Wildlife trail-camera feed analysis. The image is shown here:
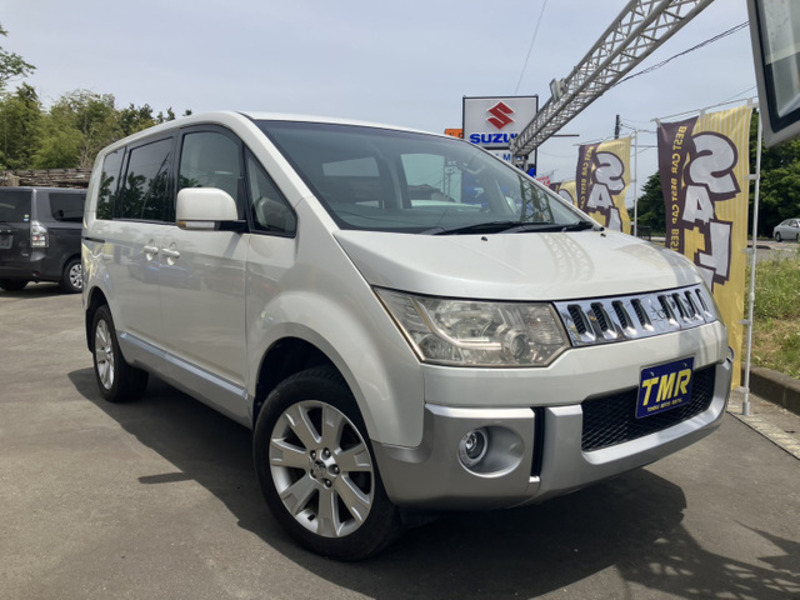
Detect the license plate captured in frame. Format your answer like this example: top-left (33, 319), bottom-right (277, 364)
top-left (637, 357), bottom-right (694, 419)
top-left (0, 235), bottom-right (12, 250)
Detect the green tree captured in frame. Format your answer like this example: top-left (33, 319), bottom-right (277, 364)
top-left (0, 23), bottom-right (34, 90)
top-left (0, 83), bottom-right (41, 169)
top-left (35, 90), bottom-right (121, 168)
top-left (118, 103), bottom-right (157, 137)
top-left (750, 110), bottom-right (800, 236)
top-left (634, 171), bottom-right (666, 235)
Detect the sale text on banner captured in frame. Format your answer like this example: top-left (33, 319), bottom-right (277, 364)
top-left (657, 105), bottom-right (753, 388)
top-left (576, 137), bottom-right (632, 233)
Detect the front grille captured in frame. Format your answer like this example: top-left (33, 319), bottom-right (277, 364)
top-left (581, 365), bottom-right (717, 452)
top-left (554, 284), bottom-right (717, 347)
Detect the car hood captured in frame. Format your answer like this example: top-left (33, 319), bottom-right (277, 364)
top-left (333, 229), bottom-right (703, 300)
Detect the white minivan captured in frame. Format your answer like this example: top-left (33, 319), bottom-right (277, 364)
top-left (82, 112), bottom-right (732, 560)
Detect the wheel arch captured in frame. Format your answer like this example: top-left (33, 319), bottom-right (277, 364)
top-left (84, 286), bottom-right (109, 352)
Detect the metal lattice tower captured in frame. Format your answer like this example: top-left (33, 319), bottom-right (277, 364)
top-left (511, 0), bottom-right (715, 157)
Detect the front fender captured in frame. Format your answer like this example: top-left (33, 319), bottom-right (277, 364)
top-left (247, 288), bottom-right (425, 448)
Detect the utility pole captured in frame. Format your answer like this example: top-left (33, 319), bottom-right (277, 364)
top-left (615, 114), bottom-right (621, 139)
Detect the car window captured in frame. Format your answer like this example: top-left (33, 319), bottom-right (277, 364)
top-left (179, 131), bottom-right (245, 218)
top-left (0, 190), bottom-right (32, 222)
top-left (246, 152), bottom-right (296, 236)
top-left (48, 192), bottom-right (85, 223)
top-left (118, 138), bottom-right (174, 222)
top-left (97, 150), bottom-right (123, 220)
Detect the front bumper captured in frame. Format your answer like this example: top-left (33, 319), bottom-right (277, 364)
top-left (372, 353), bottom-right (732, 509)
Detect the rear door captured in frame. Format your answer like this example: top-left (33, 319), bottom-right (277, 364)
top-left (0, 189), bottom-right (32, 269)
top-left (105, 137), bottom-right (175, 346)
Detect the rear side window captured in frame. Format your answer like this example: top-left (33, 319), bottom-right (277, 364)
top-left (48, 192), bottom-right (86, 223)
top-left (0, 190), bottom-right (32, 222)
top-left (97, 150), bottom-right (123, 220)
top-left (118, 138), bottom-right (175, 222)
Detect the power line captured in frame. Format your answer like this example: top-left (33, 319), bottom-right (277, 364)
top-left (613, 22), bottom-right (748, 88)
top-left (514, 0), bottom-right (549, 95)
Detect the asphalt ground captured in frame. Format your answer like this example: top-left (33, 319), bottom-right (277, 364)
top-left (1, 284), bottom-right (799, 600)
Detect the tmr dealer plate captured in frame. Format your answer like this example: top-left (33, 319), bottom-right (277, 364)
top-left (637, 357), bottom-right (694, 419)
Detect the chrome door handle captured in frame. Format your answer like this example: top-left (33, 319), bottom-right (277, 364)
top-left (143, 244), bottom-right (159, 261)
top-left (161, 246), bottom-right (180, 266)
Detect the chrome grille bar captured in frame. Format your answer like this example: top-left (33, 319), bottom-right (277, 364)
top-left (554, 284), bottom-right (717, 347)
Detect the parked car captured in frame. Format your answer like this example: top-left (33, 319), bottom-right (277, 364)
top-left (773, 218), bottom-right (800, 242)
top-left (82, 112), bottom-right (732, 560)
top-left (0, 186), bottom-right (86, 292)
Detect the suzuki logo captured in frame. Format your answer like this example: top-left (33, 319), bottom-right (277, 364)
top-left (487, 102), bottom-right (514, 130)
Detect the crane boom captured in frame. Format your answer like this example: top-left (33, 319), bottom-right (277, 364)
top-left (511, 0), bottom-right (715, 156)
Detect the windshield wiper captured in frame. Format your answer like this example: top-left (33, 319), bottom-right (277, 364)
top-left (503, 220), bottom-right (601, 233)
top-left (425, 219), bottom-right (601, 235)
top-left (423, 221), bottom-right (523, 235)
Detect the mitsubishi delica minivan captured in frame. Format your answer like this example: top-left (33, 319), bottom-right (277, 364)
top-left (82, 112), bottom-right (732, 560)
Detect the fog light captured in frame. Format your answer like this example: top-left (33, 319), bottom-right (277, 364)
top-left (458, 428), bottom-right (489, 468)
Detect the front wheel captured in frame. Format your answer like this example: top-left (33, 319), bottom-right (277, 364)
top-left (253, 367), bottom-right (402, 560)
top-left (91, 305), bottom-right (148, 402)
top-left (775, 232), bottom-right (782, 242)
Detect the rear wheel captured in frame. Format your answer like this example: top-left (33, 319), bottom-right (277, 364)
top-left (253, 366), bottom-right (402, 560)
top-left (0, 279), bottom-right (27, 291)
top-left (91, 305), bottom-right (148, 402)
top-left (59, 258), bottom-right (82, 293)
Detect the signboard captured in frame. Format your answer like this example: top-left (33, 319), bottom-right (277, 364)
top-left (463, 96), bottom-right (539, 150)
top-left (444, 128), bottom-right (464, 139)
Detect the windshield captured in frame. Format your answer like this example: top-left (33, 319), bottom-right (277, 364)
top-left (256, 121), bottom-right (589, 234)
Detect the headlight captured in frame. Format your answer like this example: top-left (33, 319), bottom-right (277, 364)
top-left (375, 288), bottom-right (569, 367)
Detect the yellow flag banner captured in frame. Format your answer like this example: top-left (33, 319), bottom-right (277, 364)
top-left (657, 105), bottom-right (753, 388)
top-left (575, 137), bottom-right (632, 233)
top-left (552, 180), bottom-right (577, 206)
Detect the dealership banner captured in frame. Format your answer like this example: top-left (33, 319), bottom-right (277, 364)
top-left (551, 180), bottom-right (577, 206)
top-left (657, 105), bottom-right (753, 387)
top-left (575, 137), bottom-right (632, 233)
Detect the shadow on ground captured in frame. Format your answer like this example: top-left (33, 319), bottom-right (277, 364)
top-left (69, 368), bottom-right (800, 599)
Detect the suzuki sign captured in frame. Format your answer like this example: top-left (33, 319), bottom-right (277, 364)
top-left (463, 96), bottom-right (539, 150)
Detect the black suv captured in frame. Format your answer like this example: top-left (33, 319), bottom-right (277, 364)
top-left (0, 187), bottom-right (87, 293)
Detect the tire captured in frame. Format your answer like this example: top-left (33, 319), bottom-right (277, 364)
top-left (775, 232), bottom-right (782, 242)
top-left (253, 366), bottom-right (402, 560)
top-left (91, 305), bottom-right (148, 403)
top-left (0, 279), bottom-right (28, 291)
top-left (59, 258), bottom-right (82, 293)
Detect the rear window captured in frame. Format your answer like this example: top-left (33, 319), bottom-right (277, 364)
top-left (48, 192), bottom-right (86, 223)
top-left (0, 190), bottom-right (32, 222)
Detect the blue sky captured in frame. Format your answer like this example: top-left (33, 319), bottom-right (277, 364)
top-left (3, 0), bottom-right (755, 186)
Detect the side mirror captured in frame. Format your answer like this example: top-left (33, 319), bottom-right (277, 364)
top-left (747, 0), bottom-right (800, 147)
top-left (176, 188), bottom-right (246, 232)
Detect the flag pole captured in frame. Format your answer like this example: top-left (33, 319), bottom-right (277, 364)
top-left (633, 129), bottom-right (639, 237)
top-left (742, 100), bottom-right (762, 417)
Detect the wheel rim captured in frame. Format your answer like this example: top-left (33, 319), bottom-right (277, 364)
top-left (69, 263), bottom-right (82, 290)
top-left (269, 400), bottom-right (375, 538)
top-left (94, 319), bottom-right (115, 390)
